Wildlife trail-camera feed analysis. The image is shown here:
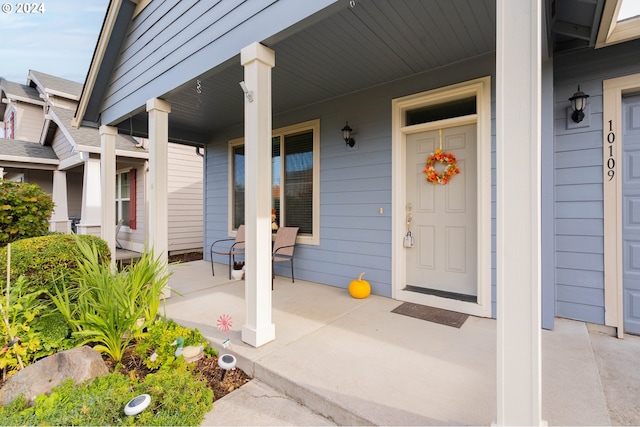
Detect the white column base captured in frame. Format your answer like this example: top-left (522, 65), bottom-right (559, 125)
top-left (242, 323), bottom-right (276, 348)
top-left (76, 224), bottom-right (101, 236)
top-left (49, 220), bottom-right (71, 234)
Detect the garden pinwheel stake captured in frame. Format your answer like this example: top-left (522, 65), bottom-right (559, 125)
top-left (217, 314), bottom-right (233, 348)
top-left (217, 314), bottom-right (232, 333)
top-left (423, 129), bottom-right (460, 185)
top-left (216, 314), bottom-right (237, 381)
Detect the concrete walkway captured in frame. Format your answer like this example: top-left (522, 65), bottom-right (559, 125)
top-left (165, 260), bottom-right (640, 426)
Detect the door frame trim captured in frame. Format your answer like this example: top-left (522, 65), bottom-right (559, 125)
top-left (391, 76), bottom-right (492, 317)
top-left (603, 72), bottom-right (640, 338)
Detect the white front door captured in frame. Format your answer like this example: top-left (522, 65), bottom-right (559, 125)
top-left (405, 124), bottom-right (477, 297)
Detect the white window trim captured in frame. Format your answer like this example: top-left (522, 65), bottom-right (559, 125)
top-left (228, 119), bottom-right (320, 245)
top-left (116, 168), bottom-right (132, 232)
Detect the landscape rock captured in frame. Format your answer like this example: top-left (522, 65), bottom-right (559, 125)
top-left (0, 345), bottom-right (108, 406)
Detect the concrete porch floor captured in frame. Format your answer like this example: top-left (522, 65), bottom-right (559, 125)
top-left (164, 260), bottom-right (640, 426)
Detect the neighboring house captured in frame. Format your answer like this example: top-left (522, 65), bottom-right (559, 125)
top-left (72, 0), bottom-right (640, 420)
top-left (0, 70), bottom-right (204, 254)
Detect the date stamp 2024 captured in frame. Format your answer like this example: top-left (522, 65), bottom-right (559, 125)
top-left (1, 3), bottom-right (45, 14)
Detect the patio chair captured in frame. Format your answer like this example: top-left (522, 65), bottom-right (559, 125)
top-left (210, 225), bottom-right (245, 279)
top-left (272, 226), bottom-right (299, 289)
top-left (116, 219), bottom-right (124, 249)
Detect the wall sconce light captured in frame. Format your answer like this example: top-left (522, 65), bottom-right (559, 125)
top-left (342, 122), bottom-right (355, 147)
top-left (239, 81), bottom-right (254, 103)
top-left (568, 86), bottom-right (589, 123)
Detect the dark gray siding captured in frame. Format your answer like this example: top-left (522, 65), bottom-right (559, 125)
top-left (205, 53), bottom-right (496, 300)
top-left (101, 0), bottom-right (338, 125)
top-left (553, 39), bottom-right (640, 324)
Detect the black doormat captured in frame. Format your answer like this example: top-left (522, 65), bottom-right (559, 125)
top-left (392, 302), bottom-right (468, 328)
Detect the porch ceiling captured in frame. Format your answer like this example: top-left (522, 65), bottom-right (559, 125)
top-left (111, 0), bottom-right (602, 144)
top-left (115, 0), bottom-right (497, 144)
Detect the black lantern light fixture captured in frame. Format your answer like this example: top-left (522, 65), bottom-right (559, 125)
top-left (568, 86), bottom-right (589, 123)
top-left (342, 122), bottom-right (355, 147)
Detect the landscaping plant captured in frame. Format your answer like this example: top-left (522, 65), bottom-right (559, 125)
top-left (50, 237), bottom-right (171, 362)
top-left (134, 318), bottom-right (216, 370)
top-left (0, 275), bottom-right (47, 379)
top-left (0, 361), bottom-right (213, 426)
top-left (0, 234), bottom-right (110, 300)
top-left (0, 181), bottom-right (55, 246)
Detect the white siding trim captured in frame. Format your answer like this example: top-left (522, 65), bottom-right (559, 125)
top-left (391, 76), bottom-right (492, 318)
top-left (602, 72), bottom-right (640, 338)
top-left (0, 154), bottom-right (58, 165)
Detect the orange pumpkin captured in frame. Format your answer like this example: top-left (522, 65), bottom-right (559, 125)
top-left (349, 272), bottom-right (371, 299)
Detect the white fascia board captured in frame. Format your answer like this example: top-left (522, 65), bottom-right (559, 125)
top-left (7, 96), bottom-right (46, 107)
top-left (72, 0), bottom-right (123, 128)
top-left (47, 107), bottom-right (78, 150)
top-left (58, 154), bottom-right (85, 170)
top-left (45, 89), bottom-right (80, 101)
top-left (0, 154), bottom-right (59, 166)
top-left (78, 145), bottom-right (149, 159)
top-left (39, 117), bottom-right (52, 145)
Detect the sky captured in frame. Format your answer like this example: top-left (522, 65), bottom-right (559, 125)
top-left (620, 0), bottom-right (640, 21)
top-left (0, 0), bottom-right (109, 84)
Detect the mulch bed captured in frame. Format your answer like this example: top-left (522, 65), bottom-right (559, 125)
top-left (168, 252), bottom-right (204, 263)
top-left (105, 349), bottom-right (251, 401)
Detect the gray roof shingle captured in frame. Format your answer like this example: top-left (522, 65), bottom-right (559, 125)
top-left (0, 79), bottom-right (44, 104)
top-left (29, 70), bottom-right (82, 100)
top-left (0, 138), bottom-right (58, 161)
top-left (50, 106), bottom-right (147, 154)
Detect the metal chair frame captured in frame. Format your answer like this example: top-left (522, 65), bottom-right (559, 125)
top-left (210, 225), bottom-right (245, 279)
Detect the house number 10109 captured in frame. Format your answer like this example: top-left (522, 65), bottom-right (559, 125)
top-left (607, 120), bottom-right (616, 181)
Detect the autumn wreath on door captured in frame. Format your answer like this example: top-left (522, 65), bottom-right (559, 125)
top-left (423, 129), bottom-right (460, 185)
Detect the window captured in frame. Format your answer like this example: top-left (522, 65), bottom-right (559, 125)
top-left (406, 96), bottom-right (476, 126)
top-left (5, 111), bottom-right (15, 139)
top-left (115, 169), bottom-right (137, 229)
top-left (230, 119), bottom-right (320, 245)
top-left (596, 0), bottom-right (640, 48)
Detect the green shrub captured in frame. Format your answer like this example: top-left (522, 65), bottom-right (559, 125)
top-left (0, 180), bottom-right (55, 246)
top-left (51, 237), bottom-right (171, 362)
top-left (0, 275), bottom-right (79, 379)
top-left (134, 319), bottom-right (216, 370)
top-left (0, 234), bottom-right (110, 298)
top-left (0, 275), bottom-right (48, 377)
top-left (0, 363), bottom-right (213, 426)
top-left (30, 311), bottom-right (75, 356)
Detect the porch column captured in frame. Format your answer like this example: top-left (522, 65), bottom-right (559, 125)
top-left (49, 170), bottom-right (70, 233)
top-left (100, 125), bottom-right (117, 267)
top-left (146, 98), bottom-right (170, 265)
top-left (496, 0), bottom-right (543, 425)
top-left (240, 42), bottom-right (276, 347)
top-left (77, 157), bottom-right (102, 237)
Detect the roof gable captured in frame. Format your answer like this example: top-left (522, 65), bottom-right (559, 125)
top-left (49, 106), bottom-right (147, 155)
top-left (0, 79), bottom-right (45, 105)
top-left (28, 70), bottom-right (83, 101)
